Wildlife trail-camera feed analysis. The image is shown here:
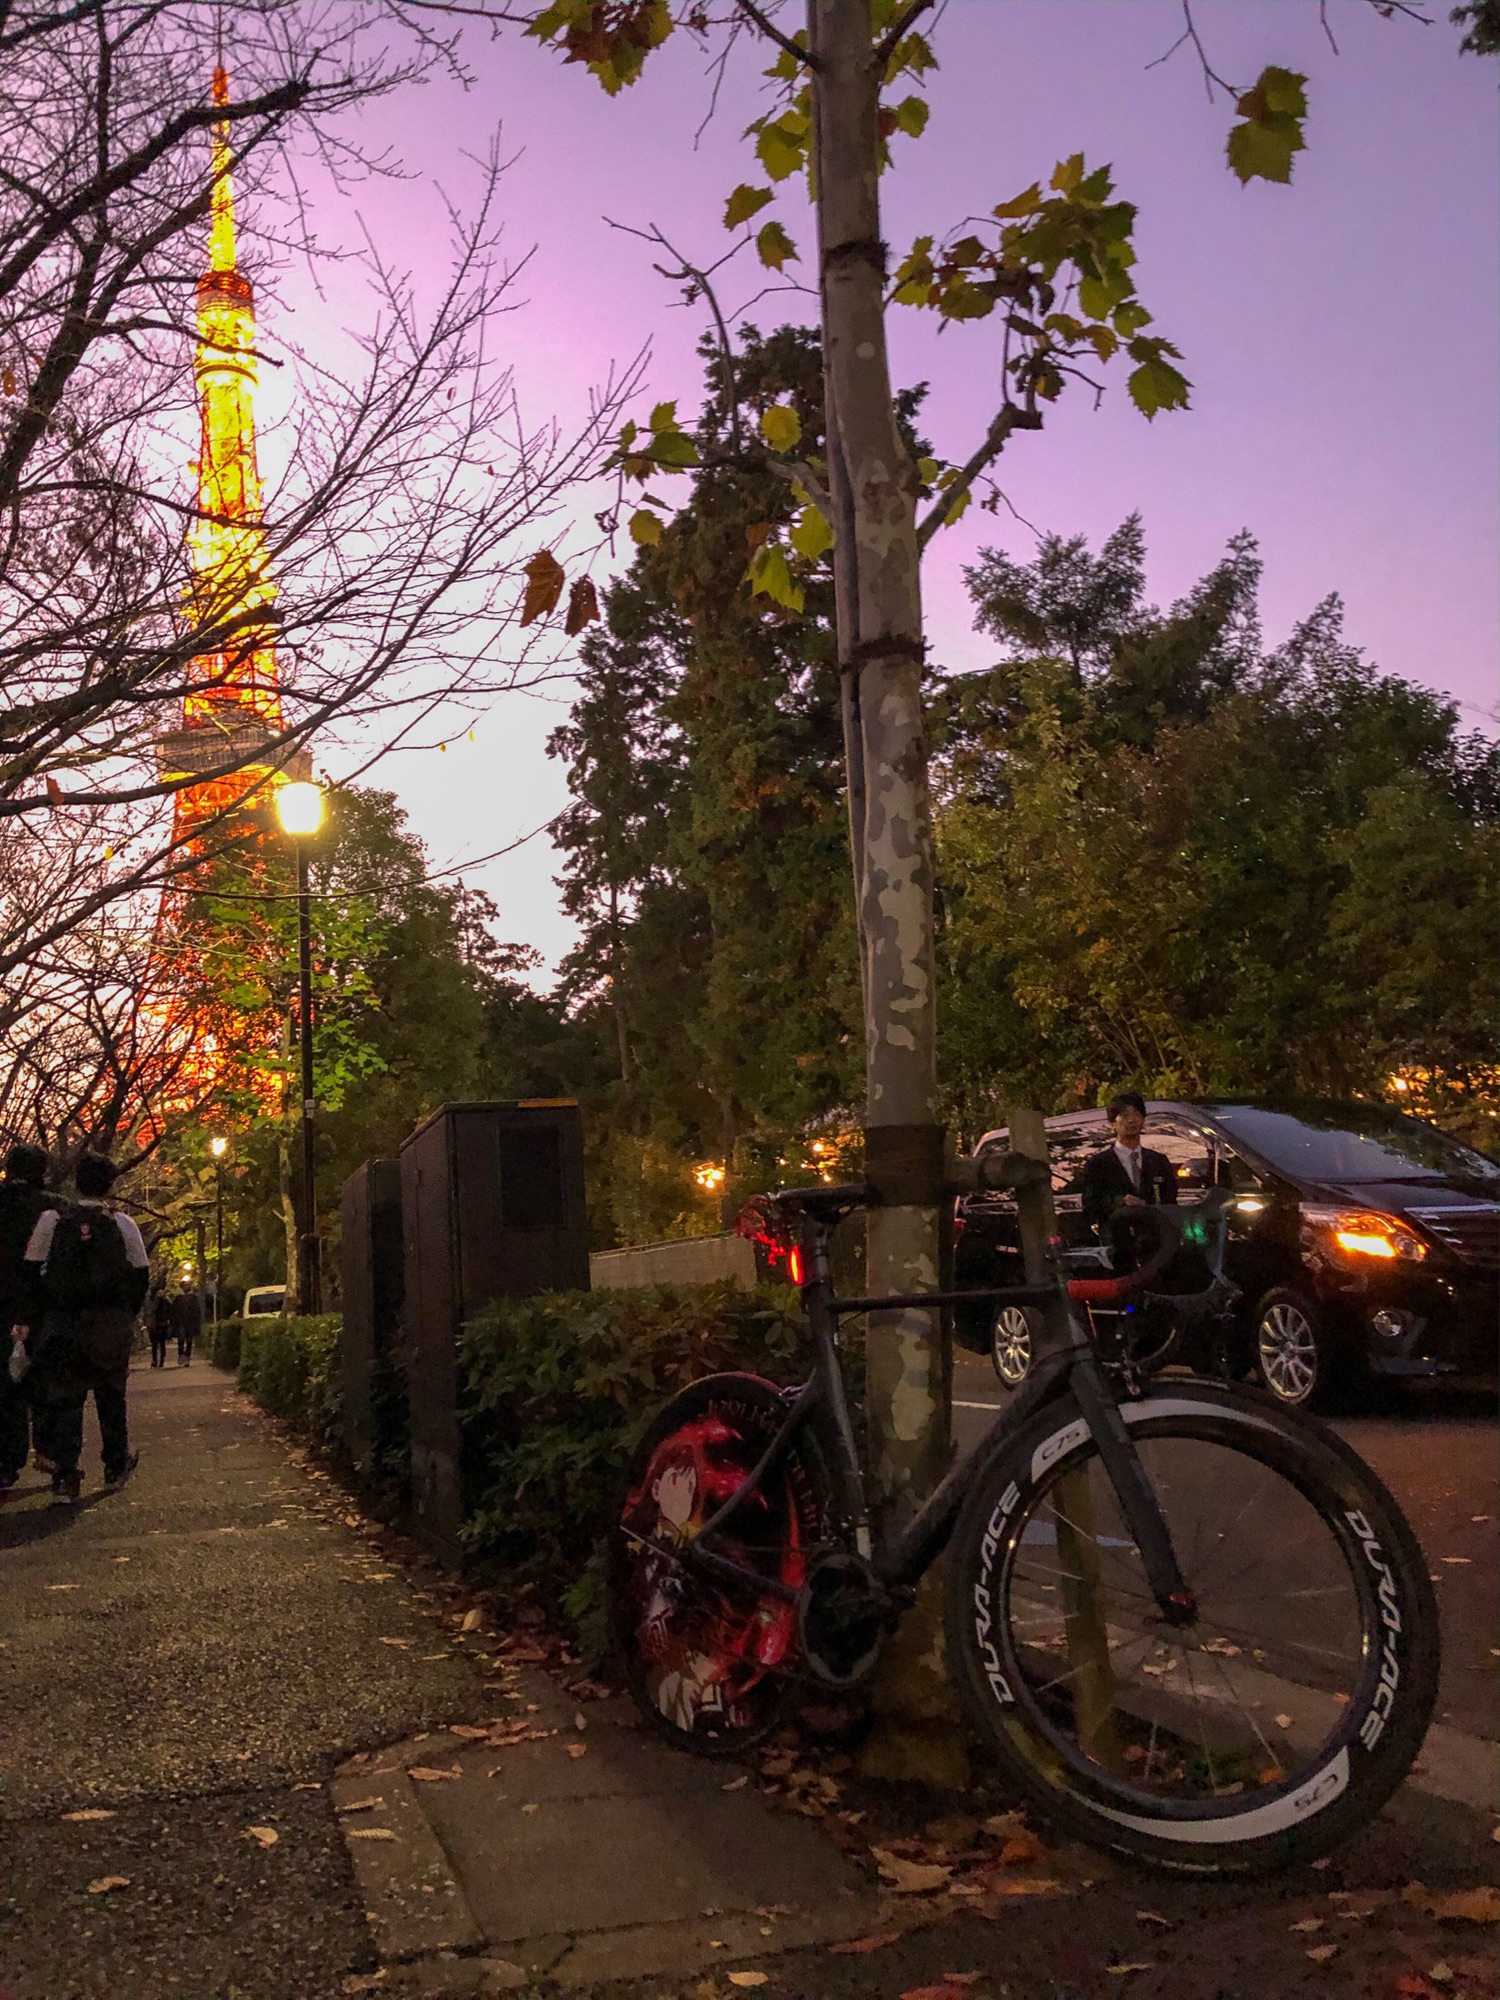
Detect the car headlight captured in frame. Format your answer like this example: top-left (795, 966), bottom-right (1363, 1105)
top-left (1300, 1205), bottom-right (1427, 1263)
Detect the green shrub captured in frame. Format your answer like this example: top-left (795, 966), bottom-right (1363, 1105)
top-left (237, 1314), bottom-right (343, 1449)
top-left (458, 1281), bottom-right (816, 1646)
top-left (207, 1319), bottom-right (242, 1371)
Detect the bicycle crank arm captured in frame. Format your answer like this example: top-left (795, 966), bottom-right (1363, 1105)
top-left (1070, 1361), bottom-right (1197, 1626)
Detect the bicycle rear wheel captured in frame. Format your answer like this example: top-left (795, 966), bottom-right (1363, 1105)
top-left (945, 1380), bottom-right (1438, 1873)
top-left (607, 1372), bottom-right (829, 1756)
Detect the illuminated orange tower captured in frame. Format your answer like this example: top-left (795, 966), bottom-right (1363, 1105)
top-left (156, 65), bottom-right (306, 826)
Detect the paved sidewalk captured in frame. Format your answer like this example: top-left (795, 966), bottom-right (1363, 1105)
top-left (0, 1361), bottom-right (874, 2000)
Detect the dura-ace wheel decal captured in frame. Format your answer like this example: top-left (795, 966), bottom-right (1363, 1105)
top-left (965, 1393), bottom-right (1407, 1843)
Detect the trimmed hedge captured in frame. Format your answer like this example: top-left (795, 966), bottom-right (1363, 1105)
top-left (237, 1314), bottom-right (342, 1449)
top-left (457, 1281), bottom-right (817, 1650)
top-left (207, 1319), bottom-right (242, 1371)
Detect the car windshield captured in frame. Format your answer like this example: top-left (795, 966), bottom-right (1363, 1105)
top-left (1211, 1105), bottom-right (1499, 1191)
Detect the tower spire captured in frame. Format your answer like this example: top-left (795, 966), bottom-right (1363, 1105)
top-left (157, 63), bottom-right (302, 829)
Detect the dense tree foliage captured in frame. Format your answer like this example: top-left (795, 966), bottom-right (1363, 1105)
top-left (936, 523), bottom-right (1498, 1147)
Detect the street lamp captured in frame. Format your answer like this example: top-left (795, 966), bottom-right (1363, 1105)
top-left (209, 1135), bottom-right (228, 1324)
top-left (275, 778), bottom-right (325, 1313)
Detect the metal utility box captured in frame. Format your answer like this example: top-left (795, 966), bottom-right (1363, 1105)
top-left (339, 1158), bottom-right (405, 1472)
top-left (400, 1100), bottom-right (589, 1561)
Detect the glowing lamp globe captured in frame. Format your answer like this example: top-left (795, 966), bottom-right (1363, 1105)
top-left (210, 1136), bottom-right (228, 1158)
top-left (276, 780), bottom-right (324, 837)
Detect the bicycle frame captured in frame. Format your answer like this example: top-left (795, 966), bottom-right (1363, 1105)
top-left (683, 1201), bottom-right (1208, 1627)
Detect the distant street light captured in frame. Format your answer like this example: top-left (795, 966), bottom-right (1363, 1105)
top-left (209, 1136), bottom-right (228, 1323)
top-left (275, 777), bottom-right (325, 1312)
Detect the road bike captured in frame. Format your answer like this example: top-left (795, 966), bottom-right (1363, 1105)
top-left (606, 1174), bottom-right (1438, 1873)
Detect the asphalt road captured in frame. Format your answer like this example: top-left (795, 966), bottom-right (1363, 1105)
top-left (951, 1348), bottom-right (1500, 1741)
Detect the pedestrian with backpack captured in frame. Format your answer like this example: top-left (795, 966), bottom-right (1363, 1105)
top-left (0, 1143), bottom-right (51, 1493)
top-left (18, 1154), bottom-right (149, 1504)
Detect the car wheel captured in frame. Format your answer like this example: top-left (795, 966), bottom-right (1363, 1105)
top-left (1252, 1288), bottom-right (1329, 1409)
top-left (991, 1305), bottom-right (1037, 1389)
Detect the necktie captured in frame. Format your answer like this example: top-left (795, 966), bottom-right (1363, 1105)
top-left (1130, 1151), bottom-right (1142, 1190)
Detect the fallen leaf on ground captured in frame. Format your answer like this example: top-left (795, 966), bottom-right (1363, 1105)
top-left (982, 1811), bottom-right (1028, 1838)
top-left (346, 1828), bottom-right (396, 1842)
top-left (407, 1766), bottom-right (461, 1783)
top-left (987, 1877), bottom-right (1068, 1899)
top-left (377, 1637), bottom-right (411, 1649)
top-left (1136, 1911), bottom-right (1174, 1929)
top-left (1305, 1944), bottom-right (1338, 1964)
top-left (448, 1725), bottom-right (489, 1741)
top-left (292, 1782), bottom-right (322, 1792)
top-left (722, 1775), bottom-right (750, 1791)
top-left (87, 1876), bottom-right (130, 1894)
top-left (873, 1848), bottom-right (952, 1895)
top-left (460, 1608), bottom-right (485, 1631)
top-left (1427, 1966), bottom-right (1454, 1986)
top-left (342, 1976), bottom-right (388, 1994)
top-left (46, 1583), bottom-right (79, 1591)
top-left (566, 1742), bottom-right (587, 1759)
top-left (1106, 1965), bottom-right (1155, 1978)
top-left (830, 1930), bottom-right (903, 1954)
top-left (1404, 1883), bottom-right (1500, 1923)
top-left (1441, 1557), bottom-right (1471, 1565)
top-left (245, 1825), bottom-right (279, 1847)
top-left (900, 1986), bottom-right (974, 2000)
top-left (1470, 1514), bottom-right (1490, 1523)
top-left (337, 1797), bottom-right (384, 1814)
top-left (62, 1809), bottom-right (115, 1822)
top-left (1274, 1713), bottom-right (1295, 1730)
top-left (1291, 1917), bottom-right (1325, 1933)
top-left (728, 1977), bottom-right (769, 1990)
top-left (520, 1802), bottom-right (539, 1814)
top-left (998, 1831), bottom-right (1047, 1866)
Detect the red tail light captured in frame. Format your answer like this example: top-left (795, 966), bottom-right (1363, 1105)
top-left (788, 1245), bottom-right (805, 1286)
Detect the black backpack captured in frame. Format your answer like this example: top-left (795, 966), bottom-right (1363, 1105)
top-left (43, 1206), bottom-right (132, 1313)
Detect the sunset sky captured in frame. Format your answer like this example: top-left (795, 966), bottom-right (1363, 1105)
top-left (266, 1), bottom-right (1498, 975)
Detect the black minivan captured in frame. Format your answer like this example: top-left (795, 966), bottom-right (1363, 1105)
top-left (953, 1098), bottom-right (1498, 1409)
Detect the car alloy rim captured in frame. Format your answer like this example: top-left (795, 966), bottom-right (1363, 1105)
top-left (1258, 1303), bottom-right (1318, 1402)
top-left (993, 1306), bottom-right (1033, 1387)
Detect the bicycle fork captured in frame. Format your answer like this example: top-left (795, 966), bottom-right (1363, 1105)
top-left (1070, 1355), bottom-right (1197, 1627)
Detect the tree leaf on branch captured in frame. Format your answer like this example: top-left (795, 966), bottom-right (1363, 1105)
top-left (627, 508), bottom-right (664, 547)
top-left (759, 403), bottom-right (802, 452)
top-left (724, 183), bottom-right (775, 230)
top-left (520, 550), bottom-right (566, 626)
top-left (527, 0), bottom-right (674, 95)
top-left (1127, 339), bottom-right (1192, 419)
top-left (1227, 66), bottom-right (1309, 185)
top-left (992, 183), bottom-right (1042, 220)
top-left (756, 220), bottom-right (799, 270)
top-left (748, 540), bottom-right (804, 613)
top-left (754, 113), bottom-right (808, 183)
top-left (788, 503), bottom-right (834, 560)
top-left (890, 95), bottom-right (929, 138)
top-left (564, 576), bottom-right (600, 635)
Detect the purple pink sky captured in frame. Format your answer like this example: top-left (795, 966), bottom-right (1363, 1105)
top-left (284, 1), bottom-right (1498, 975)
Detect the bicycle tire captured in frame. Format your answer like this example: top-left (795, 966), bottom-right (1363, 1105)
top-left (944, 1379), bottom-right (1438, 1874)
top-left (606, 1372), bottom-right (831, 1757)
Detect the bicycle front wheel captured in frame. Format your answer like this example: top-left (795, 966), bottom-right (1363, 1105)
top-left (945, 1381), bottom-right (1438, 1874)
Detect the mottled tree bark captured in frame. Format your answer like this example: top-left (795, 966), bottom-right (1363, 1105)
top-left (809, 0), bottom-right (946, 1522)
top-left (809, 0), bottom-right (957, 1782)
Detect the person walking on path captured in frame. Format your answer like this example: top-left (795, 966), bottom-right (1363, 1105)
top-left (18, 1153), bottom-right (149, 1504)
top-left (172, 1281), bottom-right (200, 1366)
top-left (147, 1288), bottom-right (173, 1369)
top-left (0, 1142), bottom-right (51, 1492)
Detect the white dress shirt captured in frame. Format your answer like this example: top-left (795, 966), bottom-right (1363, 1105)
top-left (1113, 1141), bottom-right (1144, 1191)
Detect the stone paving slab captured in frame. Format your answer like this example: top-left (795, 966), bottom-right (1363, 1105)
top-left (339, 1705), bottom-right (880, 1987)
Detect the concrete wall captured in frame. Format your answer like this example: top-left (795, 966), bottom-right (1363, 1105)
top-left (589, 1231), bottom-right (759, 1291)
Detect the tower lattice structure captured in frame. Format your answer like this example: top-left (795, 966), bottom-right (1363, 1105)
top-left (156, 63), bottom-right (307, 835)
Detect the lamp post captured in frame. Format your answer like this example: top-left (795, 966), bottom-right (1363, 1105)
top-left (209, 1135), bottom-right (228, 1324)
top-left (275, 779), bottom-right (324, 1314)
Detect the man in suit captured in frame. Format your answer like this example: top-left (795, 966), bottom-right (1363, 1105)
top-left (1081, 1092), bottom-right (1179, 1246)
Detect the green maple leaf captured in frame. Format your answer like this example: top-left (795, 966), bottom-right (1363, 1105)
top-left (756, 220), bottom-right (799, 270)
top-left (724, 183), bottom-right (774, 230)
top-left (1227, 66), bottom-right (1309, 185)
top-left (748, 542), bottom-right (804, 612)
top-left (759, 404), bottom-right (802, 452)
